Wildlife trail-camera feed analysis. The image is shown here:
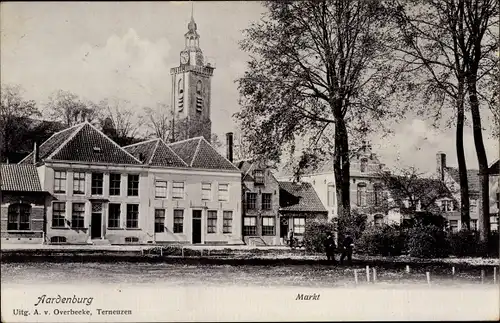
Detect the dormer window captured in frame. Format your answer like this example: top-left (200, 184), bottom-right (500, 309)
top-left (93, 147), bottom-right (101, 153)
top-left (254, 169), bottom-right (264, 185)
top-left (441, 200), bottom-right (454, 212)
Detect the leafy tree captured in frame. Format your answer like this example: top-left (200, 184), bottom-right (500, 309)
top-left (235, 0), bottom-right (407, 218)
top-left (45, 90), bottom-right (99, 127)
top-left (393, 0), bottom-right (498, 242)
top-left (0, 84), bottom-right (39, 162)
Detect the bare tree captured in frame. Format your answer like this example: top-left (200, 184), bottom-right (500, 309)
top-left (98, 97), bottom-right (144, 146)
top-left (45, 90), bottom-right (99, 127)
top-left (143, 103), bottom-right (173, 142)
top-left (236, 0), bottom-right (407, 218)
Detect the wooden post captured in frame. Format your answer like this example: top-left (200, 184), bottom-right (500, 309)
top-left (182, 247), bottom-right (184, 257)
top-left (372, 268), bottom-right (377, 283)
top-left (426, 272), bottom-right (431, 286)
top-left (366, 266), bottom-right (370, 283)
top-left (141, 248), bottom-right (144, 256)
top-left (160, 248), bottom-right (163, 257)
top-left (481, 269), bottom-right (485, 284)
top-left (494, 267), bottom-right (497, 284)
top-left (452, 267), bottom-right (455, 276)
top-left (406, 265), bottom-right (410, 274)
top-left (354, 269), bottom-right (359, 285)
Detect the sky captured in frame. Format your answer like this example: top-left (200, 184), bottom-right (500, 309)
top-left (1, 1), bottom-right (498, 175)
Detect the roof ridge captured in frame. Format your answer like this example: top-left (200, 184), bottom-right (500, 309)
top-left (168, 136), bottom-right (204, 146)
top-left (148, 139), bottom-right (161, 164)
top-left (85, 122), bottom-right (143, 164)
top-left (123, 138), bottom-right (159, 148)
top-left (190, 138), bottom-right (203, 167)
top-left (46, 123), bottom-right (86, 160)
top-left (158, 138), bottom-right (189, 167)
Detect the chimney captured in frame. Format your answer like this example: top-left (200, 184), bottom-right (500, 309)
top-left (436, 152), bottom-right (446, 181)
top-left (226, 132), bottom-right (234, 163)
top-left (33, 142), bottom-right (39, 165)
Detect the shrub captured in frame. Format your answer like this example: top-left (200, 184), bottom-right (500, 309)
top-left (336, 208), bottom-right (367, 244)
top-left (357, 224), bottom-right (406, 256)
top-left (407, 224), bottom-right (449, 258)
top-left (447, 230), bottom-right (480, 257)
top-left (303, 218), bottom-right (335, 253)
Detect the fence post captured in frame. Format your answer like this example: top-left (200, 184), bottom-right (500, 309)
top-left (481, 269), bottom-right (485, 284)
top-left (452, 266), bottom-right (455, 277)
top-left (406, 265), bottom-right (410, 274)
top-left (494, 267), bottom-right (497, 284)
top-left (160, 248), bottom-right (163, 257)
top-left (354, 269), bottom-right (359, 285)
top-left (141, 248), bottom-right (144, 256)
top-left (182, 247), bottom-right (184, 258)
top-left (426, 272), bottom-right (431, 286)
top-left (372, 268), bottom-right (377, 283)
top-left (366, 266), bottom-right (370, 283)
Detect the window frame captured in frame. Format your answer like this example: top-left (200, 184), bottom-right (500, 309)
top-left (52, 202), bottom-right (66, 228)
top-left (127, 174), bottom-right (139, 197)
top-left (54, 170), bottom-right (67, 194)
top-left (172, 181), bottom-right (185, 199)
top-left (357, 183), bottom-right (367, 207)
top-left (262, 193), bottom-right (272, 210)
top-left (293, 217), bottom-right (305, 235)
top-left (223, 211), bottom-right (233, 234)
top-left (327, 184), bottom-right (335, 207)
top-left (108, 203), bottom-right (121, 228)
top-left (109, 173), bottom-right (121, 196)
top-left (173, 209), bottom-right (184, 233)
top-left (218, 183), bottom-right (229, 201)
top-left (126, 204), bottom-right (139, 229)
top-left (243, 216), bottom-right (257, 236)
top-left (155, 180), bottom-right (168, 199)
top-left (254, 169), bottom-right (264, 185)
top-left (201, 182), bottom-right (212, 201)
top-left (91, 173), bottom-right (104, 195)
top-left (207, 210), bottom-right (217, 234)
top-left (73, 171), bottom-right (86, 195)
top-left (262, 216), bottom-right (275, 236)
top-left (360, 158), bottom-right (368, 173)
top-left (154, 209), bottom-right (166, 233)
top-left (7, 203), bottom-right (31, 231)
top-left (246, 192), bottom-right (257, 210)
top-left (71, 202), bottom-right (85, 229)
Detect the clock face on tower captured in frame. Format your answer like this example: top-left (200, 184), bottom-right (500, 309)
top-left (180, 51), bottom-right (189, 65)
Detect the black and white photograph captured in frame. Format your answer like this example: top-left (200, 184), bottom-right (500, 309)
top-left (1, 1), bottom-right (499, 322)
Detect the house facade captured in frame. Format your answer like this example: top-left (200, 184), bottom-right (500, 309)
top-left (17, 122), bottom-right (243, 245)
top-left (1, 164), bottom-right (49, 244)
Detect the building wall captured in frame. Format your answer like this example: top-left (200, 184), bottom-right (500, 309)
top-left (1, 192), bottom-right (46, 244)
top-left (41, 162), bottom-right (243, 245)
top-left (242, 164), bottom-right (281, 245)
top-left (297, 173), bottom-right (336, 220)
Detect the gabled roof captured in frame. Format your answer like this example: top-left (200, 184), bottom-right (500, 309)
top-left (279, 181), bottom-right (327, 213)
top-left (124, 139), bottom-right (188, 168)
top-left (168, 137), bottom-right (239, 171)
top-left (19, 122), bottom-right (141, 165)
top-left (445, 167), bottom-right (481, 193)
top-left (0, 164), bottom-right (43, 192)
top-left (235, 159), bottom-right (255, 180)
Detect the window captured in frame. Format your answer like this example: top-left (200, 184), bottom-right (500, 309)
top-left (196, 81), bottom-right (203, 112)
top-left (108, 203), bottom-right (121, 228)
top-left (172, 182), bottom-right (184, 199)
top-left (243, 217), bottom-right (257, 235)
top-left (127, 174), bottom-right (139, 196)
top-left (357, 183), bottom-right (367, 207)
top-left (91, 173), bottom-right (103, 195)
top-left (327, 184), bottom-right (335, 206)
top-left (7, 204), bottom-right (31, 230)
top-left (293, 218), bottom-right (306, 235)
top-left (126, 204), bottom-right (139, 228)
top-left (155, 181), bottom-right (167, 198)
top-left (374, 214), bottom-right (384, 227)
top-left (218, 184), bottom-right (229, 201)
top-left (262, 193), bottom-right (272, 210)
top-left (246, 193), bottom-right (257, 210)
top-left (73, 172), bottom-right (85, 195)
top-left (223, 211), bottom-right (233, 233)
top-left (441, 200), bottom-right (454, 212)
top-left (262, 217), bottom-right (275, 236)
top-left (71, 203), bottom-right (85, 229)
top-left (254, 169), bottom-right (264, 184)
top-left (50, 236), bottom-right (67, 244)
top-left (202, 183), bottom-right (212, 201)
top-left (109, 173), bottom-right (121, 196)
top-left (470, 219), bottom-right (478, 231)
top-left (54, 171), bottom-right (67, 193)
top-left (449, 220), bottom-right (459, 232)
top-left (374, 184), bottom-right (383, 206)
top-left (360, 158), bottom-right (368, 173)
top-left (178, 79), bottom-right (184, 111)
top-left (207, 210), bottom-right (217, 234)
top-left (52, 202), bottom-right (66, 228)
top-left (154, 209), bottom-right (166, 233)
top-left (173, 209), bottom-right (184, 233)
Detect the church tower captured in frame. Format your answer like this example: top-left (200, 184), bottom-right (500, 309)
top-left (170, 11), bottom-right (214, 143)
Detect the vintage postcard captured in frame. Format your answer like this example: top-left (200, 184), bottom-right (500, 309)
top-left (1, 1), bottom-right (499, 322)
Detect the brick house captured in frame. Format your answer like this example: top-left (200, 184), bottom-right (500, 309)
top-left (235, 159), bottom-right (281, 246)
top-left (1, 164), bottom-right (50, 244)
top-left (18, 121), bottom-right (243, 245)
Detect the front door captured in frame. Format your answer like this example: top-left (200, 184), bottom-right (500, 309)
top-left (91, 213), bottom-right (102, 239)
top-left (192, 210), bottom-right (202, 244)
